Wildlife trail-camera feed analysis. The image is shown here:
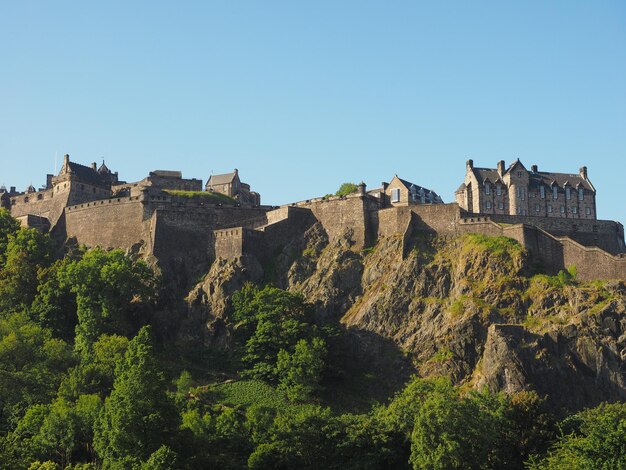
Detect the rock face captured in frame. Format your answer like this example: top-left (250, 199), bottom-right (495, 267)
top-left (184, 228), bottom-right (626, 410)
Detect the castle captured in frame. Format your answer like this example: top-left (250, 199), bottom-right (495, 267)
top-left (2, 155), bottom-right (625, 283)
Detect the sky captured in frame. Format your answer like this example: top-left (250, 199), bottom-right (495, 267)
top-left (1, 1), bottom-right (625, 222)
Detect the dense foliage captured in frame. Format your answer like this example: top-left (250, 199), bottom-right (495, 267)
top-left (0, 212), bottom-right (624, 469)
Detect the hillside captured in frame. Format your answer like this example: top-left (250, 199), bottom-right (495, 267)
top-left (1, 207), bottom-right (626, 469)
top-left (185, 223), bottom-right (626, 411)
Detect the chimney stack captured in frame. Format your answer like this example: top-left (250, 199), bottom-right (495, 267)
top-left (531, 165), bottom-right (538, 173)
top-left (580, 166), bottom-right (588, 179)
top-left (63, 154), bottom-right (70, 165)
top-left (91, 162), bottom-right (97, 170)
top-left (358, 181), bottom-right (366, 196)
top-left (497, 160), bottom-right (505, 176)
top-left (466, 159), bottom-right (474, 171)
top-left (10, 186), bottom-right (16, 194)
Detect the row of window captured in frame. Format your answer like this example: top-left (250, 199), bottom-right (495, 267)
top-left (484, 201), bottom-right (593, 216)
top-left (484, 183), bottom-right (585, 201)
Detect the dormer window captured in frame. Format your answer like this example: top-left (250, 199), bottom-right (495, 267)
top-left (517, 171), bottom-right (522, 178)
top-left (484, 183), bottom-right (490, 195)
top-left (391, 188), bottom-right (400, 203)
top-left (578, 188), bottom-right (584, 201)
top-left (566, 187), bottom-right (571, 200)
top-left (552, 186), bottom-right (558, 199)
top-left (496, 183), bottom-right (501, 196)
top-left (540, 186), bottom-right (545, 199)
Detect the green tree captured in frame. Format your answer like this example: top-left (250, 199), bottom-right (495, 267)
top-left (93, 326), bottom-right (177, 468)
top-left (0, 312), bottom-right (73, 434)
top-left (277, 337), bottom-right (327, 402)
top-left (335, 182), bottom-right (359, 197)
top-left (56, 248), bottom-right (158, 358)
top-left (0, 208), bottom-right (21, 266)
top-left (0, 228), bottom-right (55, 312)
top-left (231, 285), bottom-right (315, 383)
top-left (530, 402), bottom-right (626, 469)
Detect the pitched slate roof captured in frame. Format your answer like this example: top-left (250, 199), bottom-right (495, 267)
top-left (471, 168), bottom-right (503, 185)
top-left (394, 176), bottom-right (443, 201)
top-left (469, 160), bottom-right (594, 192)
top-left (67, 161), bottom-right (105, 186)
top-left (529, 172), bottom-right (594, 191)
top-left (207, 172), bottom-right (237, 186)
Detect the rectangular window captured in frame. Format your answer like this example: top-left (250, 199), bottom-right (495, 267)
top-left (498, 201), bottom-right (503, 210)
top-left (540, 186), bottom-right (545, 199)
top-left (566, 187), bottom-right (571, 200)
top-left (484, 184), bottom-right (490, 195)
top-left (586, 207), bottom-right (591, 215)
top-left (578, 188), bottom-right (584, 201)
top-left (553, 186), bottom-right (558, 199)
top-left (560, 206), bottom-right (565, 214)
top-left (486, 201), bottom-right (492, 209)
top-left (572, 206), bottom-right (577, 214)
top-left (496, 184), bottom-right (501, 196)
top-left (535, 204), bottom-right (540, 212)
top-left (391, 188), bottom-right (400, 203)
top-left (548, 205), bottom-right (553, 213)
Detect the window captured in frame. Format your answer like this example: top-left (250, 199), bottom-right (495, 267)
top-left (566, 187), bottom-right (571, 200)
top-left (517, 171), bottom-right (522, 177)
top-left (517, 187), bottom-right (525, 200)
top-left (24, 197), bottom-right (29, 203)
top-left (540, 186), bottom-right (545, 199)
top-left (552, 186), bottom-right (558, 199)
top-left (560, 206), bottom-right (565, 214)
top-left (578, 188), bottom-right (584, 201)
top-left (496, 184), bottom-right (501, 196)
top-left (391, 188), bottom-right (400, 203)
top-left (484, 183), bottom-right (490, 195)
top-left (535, 204), bottom-right (540, 212)
top-left (548, 205), bottom-right (553, 213)
top-left (572, 206), bottom-right (577, 214)
top-left (586, 207), bottom-right (591, 215)
top-left (498, 201), bottom-right (504, 210)
top-left (485, 201), bottom-right (492, 209)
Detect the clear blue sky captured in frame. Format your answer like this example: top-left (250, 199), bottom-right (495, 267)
top-left (2, 1), bottom-right (625, 222)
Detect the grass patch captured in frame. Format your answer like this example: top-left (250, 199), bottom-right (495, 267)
top-left (463, 233), bottom-right (524, 259)
top-left (429, 347), bottom-right (453, 363)
top-left (165, 189), bottom-right (237, 204)
top-left (200, 379), bottom-right (290, 410)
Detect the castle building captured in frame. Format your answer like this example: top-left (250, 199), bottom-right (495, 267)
top-left (455, 159), bottom-right (597, 219)
top-left (368, 175), bottom-right (444, 206)
top-left (205, 169), bottom-right (260, 206)
top-left (3, 154), bottom-right (121, 228)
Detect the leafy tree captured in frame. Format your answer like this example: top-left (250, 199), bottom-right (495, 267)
top-left (248, 405), bottom-right (340, 470)
top-left (0, 312), bottom-right (73, 433)
top-left (0, 208), bottom-right (20, 266)
top-left (56, 248), bottom-right (158, 358)
top-left (231, 285), bottom-right (316, 383)
top-left (277, 337), bottom-right (327, 402)
top-left (335, 182), bottom-right (359, 197)
top-left (529, 402), bottom-right (626, 469)
top-left (0, 228), bottom-right (55, 312)
top-left (93, 326), bottom-right (177, 467)
top-left (140, 445), bottom-right (178, 470)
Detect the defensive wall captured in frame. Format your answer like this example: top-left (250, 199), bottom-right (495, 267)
top-left (63, 195), bottom-right (269, 286)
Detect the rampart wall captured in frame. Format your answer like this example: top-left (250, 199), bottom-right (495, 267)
top-left (293, 194), bottom-right (378, 247)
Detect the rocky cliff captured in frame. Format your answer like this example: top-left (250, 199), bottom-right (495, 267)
top-left (184, 224), bottom-right (626, 411)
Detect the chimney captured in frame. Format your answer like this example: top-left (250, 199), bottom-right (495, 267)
top-left (10, 186), bottom-right (16, 194)
top-left (46, 174), bottom-right (53, 189)
top-left (580, 166), bottom-right (588, 179)
top-left (234, 168), bottom-right (238, 175)
top-left (91, 162), bottom-right (97, 170)
top-left (358, 181), bottom-right (366, 196)
top-left (381, 182), bottom-right (388, 191)
top-left (63, 154), bottom-right (70, 165)
top-left (531, 165), bottom-right (538, 173)
top-left (497, 160), bottom-right (505, 176)
top-left (466, 159), bottom-right (474, 171)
